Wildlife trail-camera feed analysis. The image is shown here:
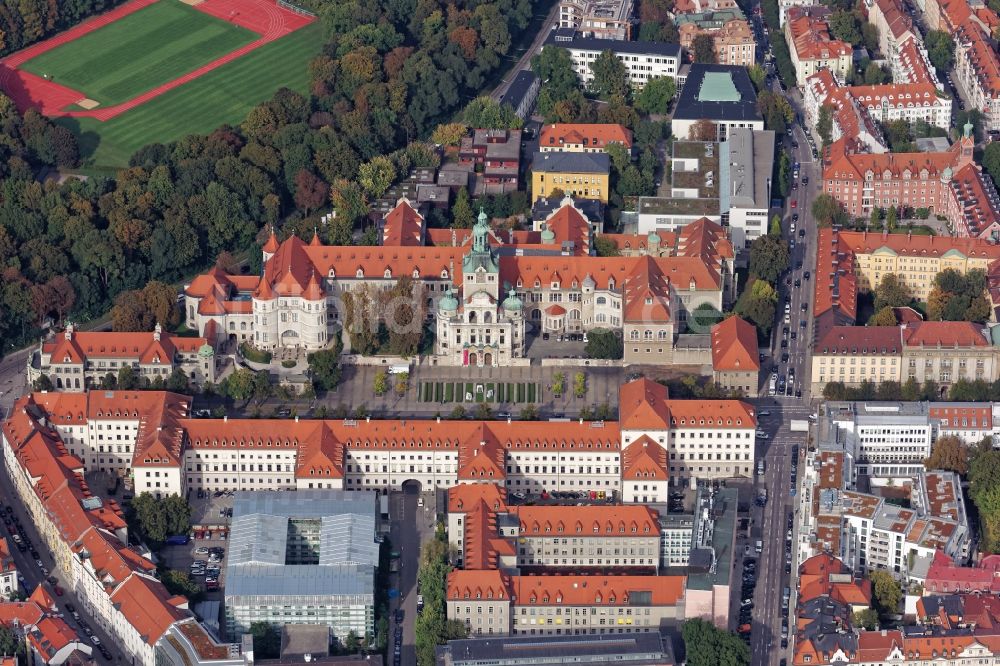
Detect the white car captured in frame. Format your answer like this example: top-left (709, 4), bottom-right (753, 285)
top-left (195, 547), bottom-right (209, 555)
top-left (90, 636), bottom-right (101, 646)
top-left (756, 431), bottom-right (769, 440)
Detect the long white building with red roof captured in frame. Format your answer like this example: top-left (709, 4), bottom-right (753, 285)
top-left (28, 323), bottom-right (217, 391)
top-left (3, 379), bottom-right (755, 503)
top-left (183, 198), bottom-right (734, 367)
top-left (0, 394), bottom-right (245, 666)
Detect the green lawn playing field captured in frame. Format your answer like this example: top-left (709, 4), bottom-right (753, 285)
top-left (20, 1), bottom-right (257, 106)
top-left (60, 23), bottom-right (322, 170)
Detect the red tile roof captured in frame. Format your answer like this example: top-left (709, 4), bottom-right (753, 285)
top-left (711, 316), bottom-right (759, 372)
top-left (540, 124), bottom-right (633, 150)
top-left (902, 321), bottom-right (989, 348)
top-left (788, 14), bottom-right (852, 60)
top-left (621, 435), bottom-right (669, 481)
top-left (382, 199), bottom-right (425, 247)
top-left (42, 329), bottom-right (209, 366)
top-left (618, 378), bottom-right (669, 430)
top-left (109, 574), bottom-right (186, 646)
top-left (512, 574), bottom-right (686, 607)
top-left (511, 505), bottom-right (660, 537)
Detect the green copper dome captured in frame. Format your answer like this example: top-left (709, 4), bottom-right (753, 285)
top-left (541, 223), bottom-right (555, 244)
top-left (439, 289), bottom-right (459, 313)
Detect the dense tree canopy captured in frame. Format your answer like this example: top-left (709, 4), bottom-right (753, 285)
top-left (873, 273), bottom-right (911, 312)
top-left (748, 235), bottom-right (790, 284)
top-left (925, 435), bottom-right (970, 475)
top-left (691, 34), bottom-right (717, 63)
top-left (927, 268), bottom-right (990, 323)
top-left (0, 0), bottom-right (535, 358)
top-left (682, 619), bottom-right (750, 666)
top-left (925, 30), bottom-right (955, 72)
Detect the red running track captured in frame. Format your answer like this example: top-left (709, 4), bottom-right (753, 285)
top-left (0, 0), bottom-right (313, 120)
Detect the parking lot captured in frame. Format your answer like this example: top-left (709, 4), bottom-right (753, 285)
top-left (506, 489), bottom-right (618, 504)
top-left (160, 534), bottom-right (230, 599)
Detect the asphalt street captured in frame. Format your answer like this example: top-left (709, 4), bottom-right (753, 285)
top-left (490, 1), bottom-right (560, 101)
top-left (749, 399), bottom-right (812, 666)
top-left (388, 485), bottom-right (436, 666)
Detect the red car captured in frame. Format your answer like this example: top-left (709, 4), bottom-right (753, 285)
top-left (791, 200), bottom-right (798, 209)
top-left (54, 586), bottom-right (64, 597)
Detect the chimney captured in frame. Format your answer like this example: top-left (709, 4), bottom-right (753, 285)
top-left (366, 416), bottom-right (371, 423)
top-left (295, 416), bottom-right (299, 422)
top-left (437, 416), bottom-right (441, 423)
top-left (65, 323), bottom-right (74, 340)
top-left (153, 323), bottom-right (162, 341)
top-left (224, 415), bottom-right (228, 422)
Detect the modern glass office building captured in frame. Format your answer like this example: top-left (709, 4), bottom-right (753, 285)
top-left (223, 490), bottom-right (379, 642)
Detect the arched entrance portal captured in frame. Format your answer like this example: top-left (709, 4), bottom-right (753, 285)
top-left (401, 479), bottom-right (422, 496)
top-left (484, 352), bottom-right (493, 365)
top-left (468, 352), bottom-right (478, 366)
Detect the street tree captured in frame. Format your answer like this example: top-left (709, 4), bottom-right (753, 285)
top-left (748, 234), bottom-right (790, 283)
top-left (817, 105), bottom-right (834, 147)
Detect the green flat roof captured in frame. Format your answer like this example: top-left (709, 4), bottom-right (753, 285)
top-left (698, 72), bottom-right (741, 102)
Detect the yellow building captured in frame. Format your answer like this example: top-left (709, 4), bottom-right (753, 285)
top-left (531, 151), bottom-right (611, 203)
top-left (840, 232), bottom-right (1000, 301)
top-left (811, 326), bottom-right (903, 394)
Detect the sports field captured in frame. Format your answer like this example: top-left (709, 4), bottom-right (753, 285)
top-left (62, 22), bottom-right (322, 168)
top-left (19, 1), bottom-right (257, 107)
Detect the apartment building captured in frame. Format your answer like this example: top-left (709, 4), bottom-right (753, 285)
top-left (867, 0), bottom-right (919, 71)
top-left (29, 324), bottom-right (217, 391)
top-left (0, 397), bottom-right (243, 666)
top-left (803, 71), bottom-right (889, 154)
top-left (459, 129), bottom-right (522, 194)
top-left (811, 321), bottom-right (997, 394)
top-left (800, 411), bottom-right (970, 581)
top-left (7, 379), bottom-right (755, 503)
top-left (955, 20), bottom-right (1000, 132)
top-left (946, 162), bottom-right (1000, 240)
top-left (531, 151), bottom-right (611, 202)
top-left (0, 539), bottom-right (16, 598)
top-left (538, 123), bottom-right (633, 153)
top-left (546, 28), bottom-right (682, 89)
top-left (558, 0), bottom-right (634, 40)
top-left (785, 8), bottom-right (853, 84)
top-left (822, 131), bottom-right (976, 218)
top-left (0, 586), bottom-right (94, 664)
top-left (446, 569), bottom-right (685, 636)
top-left (677, 11), bottom-right (756, 67)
